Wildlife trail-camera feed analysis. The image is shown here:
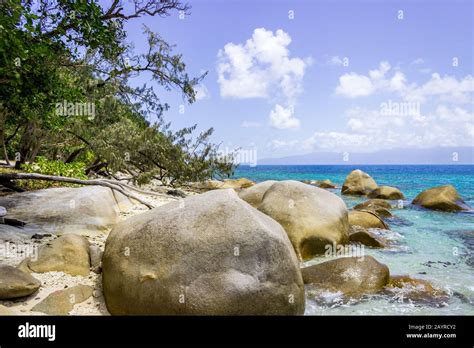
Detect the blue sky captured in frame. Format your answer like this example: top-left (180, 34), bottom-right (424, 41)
top-left (119, 0), bottom-right (473, 161)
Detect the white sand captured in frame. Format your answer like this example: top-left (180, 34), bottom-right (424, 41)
top-left (0, 185), bottom-right (192, 315)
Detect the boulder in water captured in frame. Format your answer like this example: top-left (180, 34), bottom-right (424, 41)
top-left (412, 185), bottom-right (470, 212)
top-left (384, 276), bottom-right (449, 306)
top-left (349, 226), bottom-right (386, 248)
top-left (368, 186), bottom-right (405, 200)
top-left (301, 256), bottom-right (390, 298)
top-left (348, 210), bottom-right (389, 230)
top-left (341, 170), bottom-right (378, 195)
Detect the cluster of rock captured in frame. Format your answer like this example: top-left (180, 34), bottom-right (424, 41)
top-left (1, 169), bottom-right (469, 315)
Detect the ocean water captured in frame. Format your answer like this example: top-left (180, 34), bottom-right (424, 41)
top-left (233, 165), bottom-right (474, 315)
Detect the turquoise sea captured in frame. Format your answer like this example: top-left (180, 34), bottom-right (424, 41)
top-left (233, 165), bottom-right (474, 315)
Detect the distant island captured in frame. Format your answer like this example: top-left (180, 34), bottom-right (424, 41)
top-left (258, 147), bottom-right (474, 165)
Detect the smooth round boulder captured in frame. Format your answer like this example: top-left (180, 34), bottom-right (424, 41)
top-left (258, 180), bottom-right (349, 260)
top-left (349, 210), bottom-right (389, 230)
top-left (301, 256), bottom-right (390, 298)
top-left (341, 169), bottom-right (378, 195)
top-left (238, 180), bottom-right (277, 207)
top-left (349, 226), bottom-right (386, 248)
top-left (102, 189), bottom-right (304, 315)
top-left (28, 235), bottom-right (91, 276)
top-left (0, 265), bottom-right (41, 299)
top-left (412, 185), bottom-right (470, 212)
top-left (368, 186), bottom-right (405, 200)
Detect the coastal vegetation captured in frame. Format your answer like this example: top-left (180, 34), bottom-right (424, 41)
top-left (0, 0), bottom-right (235, 191)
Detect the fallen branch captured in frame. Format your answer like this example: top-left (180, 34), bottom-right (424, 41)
top-left (0, 173), bottom-right (155, 209)
top-left (93, 178), bottom-right (177, 198)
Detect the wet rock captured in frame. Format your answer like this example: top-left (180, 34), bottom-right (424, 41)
top-left (301, 256), bottom-right (390, 298)
top-left (349, 226), bottom-right (386, 248)
top-left (384, 276), bottom-right (449, 306)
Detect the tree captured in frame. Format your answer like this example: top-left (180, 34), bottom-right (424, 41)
top-left (0, 0), bottom-right (235, 185)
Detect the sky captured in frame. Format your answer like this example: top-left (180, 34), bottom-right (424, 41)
top-left (119, 0), bottom-right (473, 162)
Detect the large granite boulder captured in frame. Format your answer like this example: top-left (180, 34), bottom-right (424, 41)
top-left (368, 186), bottom-right (405, 200)
top-left (103, 189), bottom-right (304, 315)
top-left (412, 185), bottom-right (471, 212)
top-left (0, 186), bottom-right (134, 238)
top-left (302, 256), bottom-right (390, 298)
top-left (28, 235), bottom-right (91, 276)
top-left (257, 180), bottom-right (349, 260)
top-left (348, 210), bottom-right (389, 230)
top-left (0, 265), bottom-right (41, 299)
top-left (341, 170), bottom-right (378, 195)
top-left (238, 180), bottom-right (277, 207)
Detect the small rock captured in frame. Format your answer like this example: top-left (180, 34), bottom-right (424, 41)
top-left (0, 264), bottom-right (41, 299)
top-left (31, 285), bottom-right (93, 315)
top-left (349, 226), bottom-right (386, 248)
top-left (349, 210), bottom-right (389, 230)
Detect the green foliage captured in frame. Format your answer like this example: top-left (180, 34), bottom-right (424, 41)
top-left (0, 0), bottom-right (235, 187)
top-left (20, 156), bottom-right (87, 189)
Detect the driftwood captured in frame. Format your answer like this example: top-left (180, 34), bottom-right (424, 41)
top-left (0, 173), bottom-right (155, 209)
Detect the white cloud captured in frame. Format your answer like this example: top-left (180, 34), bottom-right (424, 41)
top-left (302, 104), bottom-right (473, 152)
top-left (335, 61), bottom-right (474, 104)
top-left (335, 73), bottom-right (374, 98)
top-left (327, 56), bottom-right (344, 66)
top-left (241, 121), bottom-right (262, 128)
top-left (269, 104), bottom-right (300, 129)
top-left (217, 28), bottom-right (310, 102)
top-left (217, 28), bottom-right (311, 128)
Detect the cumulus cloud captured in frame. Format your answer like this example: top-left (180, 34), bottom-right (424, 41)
top-left (335, 61), bottom-right (474, 104)
top-left (269, 104), bottom-right (300, 129)
top-left (217, 28), bottom-right (310, 128)
top-left (302, 104), bottom-right (473, 152)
